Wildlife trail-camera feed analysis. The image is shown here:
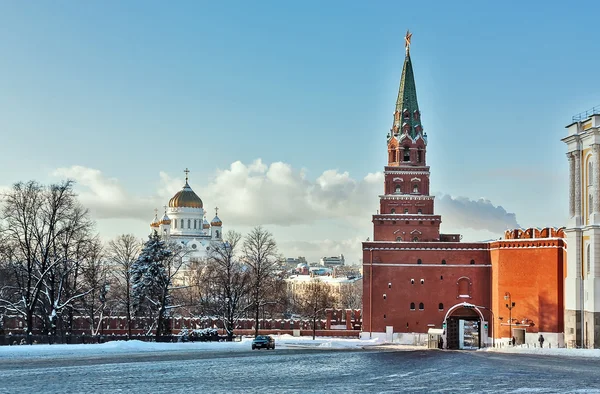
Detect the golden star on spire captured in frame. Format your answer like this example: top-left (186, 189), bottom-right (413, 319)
top-left (405, 30), bottom-right (412, 53)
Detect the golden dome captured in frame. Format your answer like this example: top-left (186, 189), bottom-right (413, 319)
top-left (203, 219), bottom-right (210, 229)
top-left (168, 182), bottom-right (203, 209)
top-left (150, 211), bottom-right (160, 228)
top-left (160, 213), bottom-right (171, 225)
top-left (211, 215), bottom-right (222, 227)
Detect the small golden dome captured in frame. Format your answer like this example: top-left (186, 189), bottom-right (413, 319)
top-left (150, 211), bottom-right (160, 228)
top-left (211, 215), bottom-right (222, 227)
top-left (161, 213), bottom-right (171, 225)
top-left (168, 182), bottom-right (203, 209)
top-left (203, 219), bottom-right (210, 229)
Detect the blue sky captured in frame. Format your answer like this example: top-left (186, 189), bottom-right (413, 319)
top-left (0, 1), bottom-right (596, 262)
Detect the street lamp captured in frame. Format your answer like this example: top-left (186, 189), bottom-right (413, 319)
top-left (504, 292), bottom-right (515, 344)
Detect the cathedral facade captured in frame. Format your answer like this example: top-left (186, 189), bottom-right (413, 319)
top-left (150, 169), bottom-right (223, 264)
top-left (563, 112), bottom-right (600, 348)
top-left (362, 33), bottom-right (566, 348)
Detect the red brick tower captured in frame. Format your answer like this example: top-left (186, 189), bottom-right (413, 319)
top-left (373, 31), bottom-right (454, 243)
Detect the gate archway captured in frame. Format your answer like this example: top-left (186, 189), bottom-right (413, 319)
top-left (442, 302), bottom-right (485, 350)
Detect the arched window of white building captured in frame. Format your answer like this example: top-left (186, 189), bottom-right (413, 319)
top-left (188, 219), bottom-right (191, 229)
top-left (587, 243), bottom-right (591, 274)
top-left (589, 161), bottom-right (594, 187)
top-left (180, 219), bottom-right (184, 229)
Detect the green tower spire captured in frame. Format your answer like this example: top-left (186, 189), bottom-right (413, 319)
top-left (393, 30), bottom-right (423, 140)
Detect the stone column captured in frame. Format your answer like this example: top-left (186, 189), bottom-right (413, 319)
top-left (575, 150), bottom-right (582, 222)
top-left (568, 152), bottom-right (575, 217)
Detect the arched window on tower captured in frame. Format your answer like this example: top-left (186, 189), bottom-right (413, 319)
top-left (413, 237), bottom-right (419, 242)
top-left (396, 236), bottom-right (403, 241)
top-left (439, 303), bottom-right (444, 310)
top-left (457, 277), bottom-right (471, 298)
top-left (410, 302), bottom-right (415, 310)
top-left (395, 185), bottom-right (402, 194)
top-left (417, 149), bottom-right (423, 163)
top-left (419, 302), bottom-right (424, 310)
top-left (588, 243), bottom-right (592, 274)
top-left (413, 184), bottom-right (419, 194)
top-left (403, 110), bottom-right (410, 120)
top-left (391, 208), bottom-right (396, 214)
top-left (403, 147), bottom-right (410, 162)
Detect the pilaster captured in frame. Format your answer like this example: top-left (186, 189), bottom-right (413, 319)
top-left (568, 152), bottom-right (576, 219)
top-left (575, 150), bottom-right (583, 226)
top-left (594, 144), bottom-right (600, 224)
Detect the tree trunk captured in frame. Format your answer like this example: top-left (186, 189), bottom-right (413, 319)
top-left (156, 305), bottom-right (164, 341)
top-left (26, 310), bottom-right (34, 345)
top-left (126, 289), bottom-right (132, 339)
top-left (312, 316), bottom-right (316, 340)
top-left (226, 320), bottom-right (234, 341)
top-left (253, 288), bottom-right (260, 337)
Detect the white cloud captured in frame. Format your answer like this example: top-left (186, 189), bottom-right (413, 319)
top-left (435, 193), bottom-right (520, 233)
top-left (51, 160), bottom-right (521, 263)
top-left (52, 166), bottom-right (160, 221)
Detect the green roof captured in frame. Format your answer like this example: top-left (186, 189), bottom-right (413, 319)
top-left (394, 52), bottom-right (423, 140)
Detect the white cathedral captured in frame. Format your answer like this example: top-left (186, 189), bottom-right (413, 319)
top-left (149, 168), bottom-right (223, 264)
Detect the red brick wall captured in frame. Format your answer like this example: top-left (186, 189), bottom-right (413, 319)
top-left (362, 243), bottom-right (491, 333)
top-left (490, 238), bottom-right (566, 337)
top-left (372, 217), bottom-right (441, 242)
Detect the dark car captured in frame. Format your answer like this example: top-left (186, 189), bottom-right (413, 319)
top-left (252, 335), bottom-right (275, 350)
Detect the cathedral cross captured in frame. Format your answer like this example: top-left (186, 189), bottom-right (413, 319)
top-left (215, 206), bottom-right (219, 216)
top-left (405, 30), bottom-right (412, 54)
top-left (184, 167), bottom-right (190, 182)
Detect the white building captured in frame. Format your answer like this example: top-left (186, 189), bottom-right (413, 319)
top-left (149, 169), bottom-right (223, 272)
top-left (319, 255), bottom-right (345, 267)
top-left (563, 110), bottom-right (600, 348)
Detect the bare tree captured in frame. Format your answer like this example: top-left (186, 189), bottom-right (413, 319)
top-left (0, 180), bottom-right (94, 337)
top-left (337, 281), bottom-right (362, 310)
top-left (296, 279), bottom-right (336, 340)
top-left (79, 238), bottom-right (110, 336)
top-left (199, 230), bottom-right (250, 341)
top-left (243, 226), bottom-right (280, 337)
top-left (106, 234), bottom-right (140, 338)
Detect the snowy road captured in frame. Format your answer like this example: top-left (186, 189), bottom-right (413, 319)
top-left (1, 347), bottom-right (600, 393)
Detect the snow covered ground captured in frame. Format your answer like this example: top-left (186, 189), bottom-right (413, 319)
top-left (484, 345), bottom-right (600, 359)
top-left (0, 335), bottom-right (404, 359)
